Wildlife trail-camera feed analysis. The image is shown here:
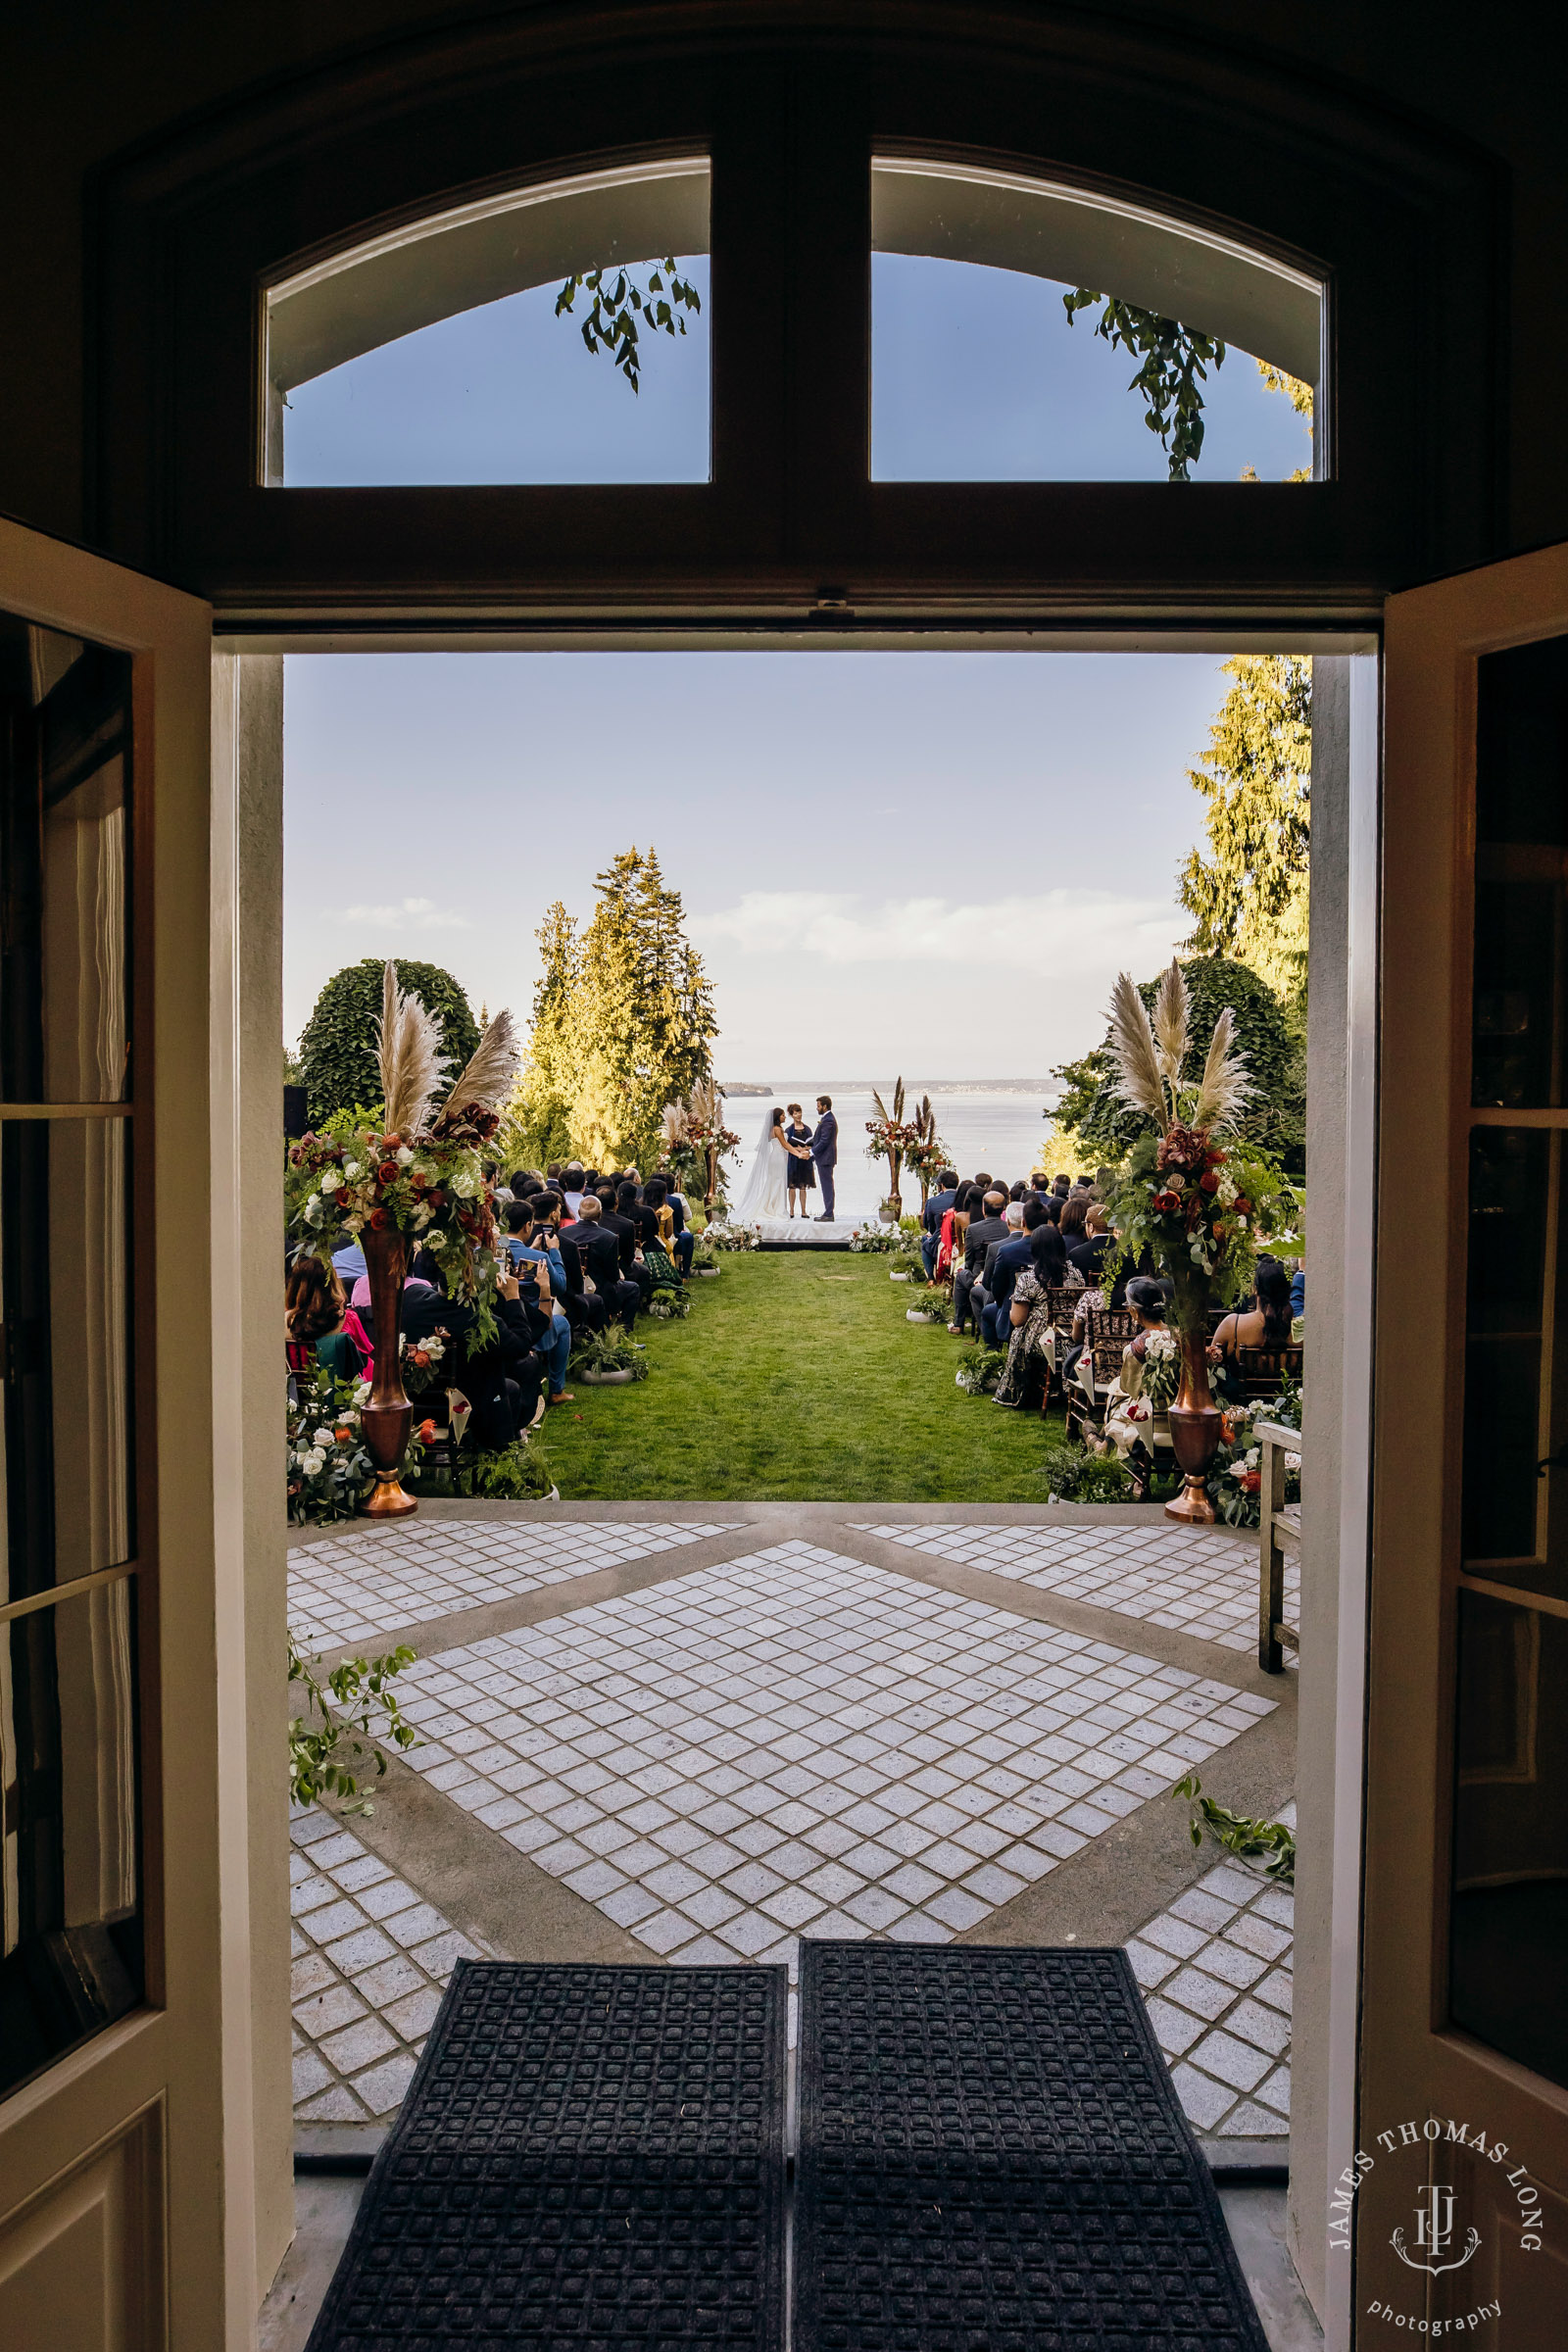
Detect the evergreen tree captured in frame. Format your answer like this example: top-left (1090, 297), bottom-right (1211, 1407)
top-left (1052, 955), bottom-right (1304, 1171)
top-left (1178, 655), bottom-right (1311, 1014)
top-left (501, 849), bottom-right (717, 1171)
top-left (297, 956), bottom-right (478, 1128)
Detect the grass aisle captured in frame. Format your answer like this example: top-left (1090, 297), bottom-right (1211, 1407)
top-left (544, 1250), bottom-right (1065, 1502)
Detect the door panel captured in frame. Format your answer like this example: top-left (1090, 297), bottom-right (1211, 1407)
top-left (0, 519), bottom-right (252, 2346)
top-left (1364, 546), bottom-right (1568, 2346)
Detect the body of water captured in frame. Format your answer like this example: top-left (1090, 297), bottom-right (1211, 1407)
top-left (721, 1087), bottom-right (1060, 1217)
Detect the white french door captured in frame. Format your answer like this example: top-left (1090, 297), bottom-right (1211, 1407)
top-left (0, 517), bottom-right (256, 2348)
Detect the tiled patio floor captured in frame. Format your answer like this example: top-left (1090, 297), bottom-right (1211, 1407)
top-left (288, 1511), bottom-right (1294, 2143)
top-left (857, 1520), bottom-right (1298, 1661)
top-left (288, 1518), bottom-right (742, 1647)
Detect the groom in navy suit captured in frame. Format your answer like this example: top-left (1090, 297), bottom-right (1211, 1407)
top-left (810, 1095), bottom-right (839, 1220)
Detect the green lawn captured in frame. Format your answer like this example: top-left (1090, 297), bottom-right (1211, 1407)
top-left (542, 1250), bottom-right (1065, 1501)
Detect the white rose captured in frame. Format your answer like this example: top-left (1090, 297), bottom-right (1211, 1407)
top-left (304, 1195), bottom-right (324, 1224)
top-left (301, 1448), bottom-right (325, 1475)
top-left (353, 1381), bottom-right (370, 1404)
top-left (313, 1426), bottom-right (334, 1448)
top-left (1285, 1451), bottom-right (1302, 1473)
top-left (396, 1147), bottom-right (415, 1165)
top-left (450, 1167), bottom-right (480, 1199)
top-left (343, 1160), bottom-right (361, 1179)
top-left (1244, 1446), bottom-right (1259, 1470)
top-left (319, 1167), bottom-right (342, 1194)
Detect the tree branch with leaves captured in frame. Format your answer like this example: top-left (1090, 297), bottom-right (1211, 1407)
top-left (1063, 290), bottom-right (1226, 480)
top-left (555, 258), bottom-right (701, 393)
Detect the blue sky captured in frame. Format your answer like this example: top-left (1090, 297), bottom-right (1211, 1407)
top-left (284, 649), bottom-right (1274, 1081)
top-left (284, 254), bottom-right (1312, 486)
top-left (282, 246), bottom-right (1312, 1079)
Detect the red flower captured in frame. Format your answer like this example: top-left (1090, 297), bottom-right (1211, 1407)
top-left (416, 1417), bottom-right (436, 1444)
top-left (1200, 1169), bottom-right (1221, 1194)
top-left (427, 1189), bottom-right (445, 1207)
top-left (1152, 1190), bottom-right (1180, 1212)
top-left (1240, 1469), bottom-right (1261, 1494)
top-left (378, 1159), bottom-right (399, 1183)
top-left (1234, 1196), bottom-right (1251, 1215)
top-left (368, 1206), bottom-right (391, 1229)
top-left (411, 1169), bottom-right (429, 1190)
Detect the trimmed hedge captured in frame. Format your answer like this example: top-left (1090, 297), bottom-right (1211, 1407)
top-left (298, 957), bottom-right (480, 1127)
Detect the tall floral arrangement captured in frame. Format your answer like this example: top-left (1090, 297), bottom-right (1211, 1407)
top-left (901, 1094), bottom-right (948, 1211)
top-left (666, 1079), bottom-right (741, 1208)
top-left (286, 966), bottom-right (520, 1331)
top-left (864, 1077), bottom-right (926, 1212)
top-left (1102, 961), bottom-right (1257, 1338)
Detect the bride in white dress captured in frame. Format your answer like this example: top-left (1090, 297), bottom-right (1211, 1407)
top-left (734, 1103), bottom-right (793, 1220)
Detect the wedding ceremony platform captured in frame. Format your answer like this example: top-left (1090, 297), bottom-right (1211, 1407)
top-left (750, 1216), bottom-right (869, 1248)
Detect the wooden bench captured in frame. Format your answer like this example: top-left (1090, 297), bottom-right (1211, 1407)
top-left (1255, 1418), bottom-right (1301, 1673)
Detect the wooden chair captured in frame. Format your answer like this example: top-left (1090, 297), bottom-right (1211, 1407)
top-left (1235, 1344), bottom-right (1304, 1400)
top-left (1255, 1418), bottom-right (1302, 1672)
top-left (1064, 1306), bottom-right (1140, 1442)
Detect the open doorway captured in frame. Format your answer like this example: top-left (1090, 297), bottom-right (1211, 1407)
top-left (278, 636), bottom-right (1329, 2320)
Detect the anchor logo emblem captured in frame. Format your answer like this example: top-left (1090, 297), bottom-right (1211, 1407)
top-left (1392, 2184), bottom-right (1481, 2277)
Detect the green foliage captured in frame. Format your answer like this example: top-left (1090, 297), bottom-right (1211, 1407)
top-left (1038, 1439), bottom-right (1134, 1503)
top-left (505, 849), bottom-right (717, 1171)
top-left (1172, 1772), bottom-right (1296, 1885)
top-left (956, 1346), bottom-right (1006, 1396)
top-left (572, 1328), bottom-right (650, 1379)
top-left (1179, 657), bottom-right (1312, 1016)
top-left (298, 957), bottom-right (479, 1129)
top-left (556, 257), bottom-right (701, 392)
top-left (1052, 956), bottom-right (1304, 1168)
top-left (288, 1635), bottom-right (418, 1814)
top-left (465, 1437), bottom-right (557, 1499)
top-left (1063, 290), bottom-right (1225, 480)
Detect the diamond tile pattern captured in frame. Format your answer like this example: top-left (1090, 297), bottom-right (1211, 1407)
top-left (796, 1943), bottom-right (1269, 2352)
top-left (289, 1808), bottom-right (489, 2123)
top-left (857, 1520), bottom-right (1299, 1660)
top-left (1126, 1819), bottom-right (1296, 2137)
top-left (288, 1518), bottom-right (742, 1648)
top-left (304, 1961), bottom-right (786, 2352)
top-left (394, 1543), bottom-right (1273, 1964)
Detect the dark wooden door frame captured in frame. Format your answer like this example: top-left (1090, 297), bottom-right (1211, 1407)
top-left (90, 2), bottom-right (1503, 626)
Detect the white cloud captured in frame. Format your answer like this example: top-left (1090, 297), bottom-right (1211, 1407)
top-left (336, 896), bottom-right (472, 932)
top-left (696, 888), bottom-right (1183, 980)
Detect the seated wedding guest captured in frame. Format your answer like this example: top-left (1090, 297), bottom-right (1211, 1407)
top-left (1123, 1276), bottom-right (1168, 1359)
top-left (562, 1162), bottom-right (587, 1217)
top-left (509, 1229), bottom-right (574, 1406)
top-left (331, 1237), bottom-right (367, 1289)
top-left (921, 1167), bottom-right (960, 1279)
top-left (598, 1183), bottom-right (652, 1305)
top-left (981, 1199), bottom-right (1039, 1346)
top-left (1058, 1192), bottom-right (1091, 1257)
top-left (654, 1165), bottom-right (695, 1273)
top-left (971, 1171), bottom-right (993, 1195)
top-left (1007, 1181), bottom-right (1029, 1203)
top-left (513, 1194), bottom-right (606, 1338)
top-left (993, 1224), bottom-right (1067, 1409)
top-left (1029, 1170), bottom-right (1052, 1198)
top-left (562, 1194), bottom-right (642, 1329)
top-left (1291, 1262), bottom-right (1305, 1320)
top-left (1053, 1173), bottom-right (1070, 1199)
top-left (347, 1259), bottom-right (434, 1346)
top-left (950, 1188), bottom-right (1008, 1336)
top-left (618, 1178), bottom-right (660, 1252)
top-left (1209, 1257), bottom-right (1294, 1393)
top-left (484, 1160), bottom-right (513, 1203)
top-left (286, 1256), bottom-right (370, 1381)
top-left (405, 1255), bottom-right (545, 1442)
top-left (546, 1161), bottom-right (564, 1187)
top-left (1030, 1202), bottom-right (1068, 1289)
top-left (1068, 1201), bottom-right (1113, 1283)
top-left (935, 1179), bottom-right (974, 1283)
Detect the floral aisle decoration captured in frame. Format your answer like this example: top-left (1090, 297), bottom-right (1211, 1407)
top-left (865, 1077), bottom-right (928, 1217)
top-left (287, 1371), bottom-right (373, 1523)
top-left (701, 1220), bottom-right (760, 1251)
top-left (1207, 1387), bottom-right (1301, 1529)
top-left (956, 1345), bottom-right (1007, 1396)
top-left (664, 1080), bottom-right (741, 1210)
top-left (285, 963), bottom-right (519, 1517)
top-left (903, 1095), bottom-right (947, 1213)
top-left (1102, 957), bottom-right (1263, 1525)
top-left (1140, 1326), bottom-right (1182, 1409)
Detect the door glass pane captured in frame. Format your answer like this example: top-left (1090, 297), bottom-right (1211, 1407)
top-left (1472, 632), bottom-right (1568, 1108)
top-left (267, 160), bottom-right (710, 485)
top-left (0, 620), bottom-right (132, 1102)
top-left (1, 1118), bottom-right (133, 1606)
top-left (0, 1578), bottom-right (142, 2100)
top-left (870, 160), bottom-right (1323, 482)
top-left (1449, 1591), bottom-right (1568, 2089)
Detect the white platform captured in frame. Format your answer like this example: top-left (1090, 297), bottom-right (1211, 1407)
top-left (750, 1216), bottom-right (874, 1246)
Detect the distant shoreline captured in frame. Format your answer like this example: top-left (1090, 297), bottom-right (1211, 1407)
top-left (717, 1079), bottom-right (1055, 1098)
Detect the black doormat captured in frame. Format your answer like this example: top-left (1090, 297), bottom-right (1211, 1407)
top-left (795, 1943), bottom-right (1269, 2352)
top-left (306, 1960), bottom-right (788, 2352)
